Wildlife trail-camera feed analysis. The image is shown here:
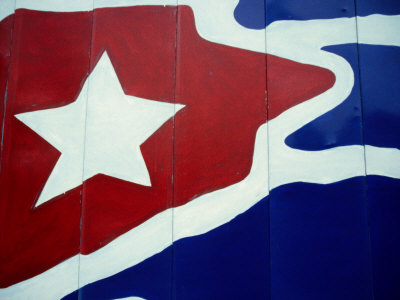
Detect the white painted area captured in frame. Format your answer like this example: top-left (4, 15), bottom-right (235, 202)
top-left (0, 0), bottom-right (15, 22)
top-left (16, 52), bottom-right (183, 206)
top-left (15, 0), bottom-right (93, 12)
top-left (357, 14), bottom-right (400, 46)
top-left (78, 209), bottom-right (174, 292)
top-left (1, 1), bottom-right (400, 299)
top-left (365, 146), bottom-right (400, 178)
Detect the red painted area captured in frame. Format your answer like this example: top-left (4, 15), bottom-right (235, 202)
top-left (268, 55), bottom-right (335, 119)
top-left (0, 7), bottom-right (334, 287)
top-left (0, 15), bottom-right (13, 146)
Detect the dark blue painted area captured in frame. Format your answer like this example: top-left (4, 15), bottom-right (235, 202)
top-left (269, 177), bottom-right (374, 300)
top-left (235, 0), bottom-right (354, 28)
top-left (355, 0), bottom-right (400, 17)
top-left (286, 44), bottom-right (400, 150)
top-left (367, 176), bottom-right (400, 300)
top-left (234, 0), bottom-right (400, 28)
top-left (265, 0), bottom-right (354, 26)
top-left (173, 197), bottom-right (270, 300)
top-left (358, 45), bottom-right (400, 149)
top-left (234, 0), bottom-right (265, 29)
top-left (286, 44), bottom-right (363, 150)
top-left (62, 292), bottom-right (78, 300)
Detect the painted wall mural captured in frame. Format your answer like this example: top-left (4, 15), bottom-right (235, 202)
top-left (0, 0), bottom-right (399, 299)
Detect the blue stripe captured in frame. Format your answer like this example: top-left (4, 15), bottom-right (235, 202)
top-left (368, 176), bottom-right (400, 300)
top-left (234, 0), bottom-right (400, 29)
top-left (359, 45), bottom-right (400, 149)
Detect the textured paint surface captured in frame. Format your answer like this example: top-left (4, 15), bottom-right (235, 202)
top-left (0, 6), bottom-right (334, 288)
top-left (0, 1), bottom-right (399, 300)
top-left (270, 178), bottom-right (373, 300)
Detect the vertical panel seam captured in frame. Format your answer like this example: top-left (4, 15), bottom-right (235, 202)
top-left (0, 0), bottom-right (17, 173)
top-left (0, 0), bottom-right (17, 270)
top-left (78, 2), bottom-right (96, 298)
top-left (353, 1), bottom-right (376, 299)
top-left (264, 1), bottom-right (272, 299)
top-left (171, 2), bottom-right (179, 300)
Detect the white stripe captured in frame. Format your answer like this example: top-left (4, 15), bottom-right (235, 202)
top-left (15, 0), bottom-right (93, 12)
top-left (0, 0), bottom-right (15, 21)
top-left (365, 146), bottom-right (400, 178)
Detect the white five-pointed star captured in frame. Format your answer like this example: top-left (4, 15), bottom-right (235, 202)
top-left (16, 52), bottom-right (184, 207)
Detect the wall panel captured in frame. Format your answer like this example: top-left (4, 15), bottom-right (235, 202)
top-left (0, 5), bottom-right (93, 298)
top-left (265, 1), bottom-right (374, 299)
top-left (172, 2), bottom-right (270, 299)
top-left (355, 2), bottom-right (400, 299)
top-left (78, 3), bottom-right (178, 299)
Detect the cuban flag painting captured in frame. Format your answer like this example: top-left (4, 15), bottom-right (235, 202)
top-left (0, 0), bottom-right (399, 299)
